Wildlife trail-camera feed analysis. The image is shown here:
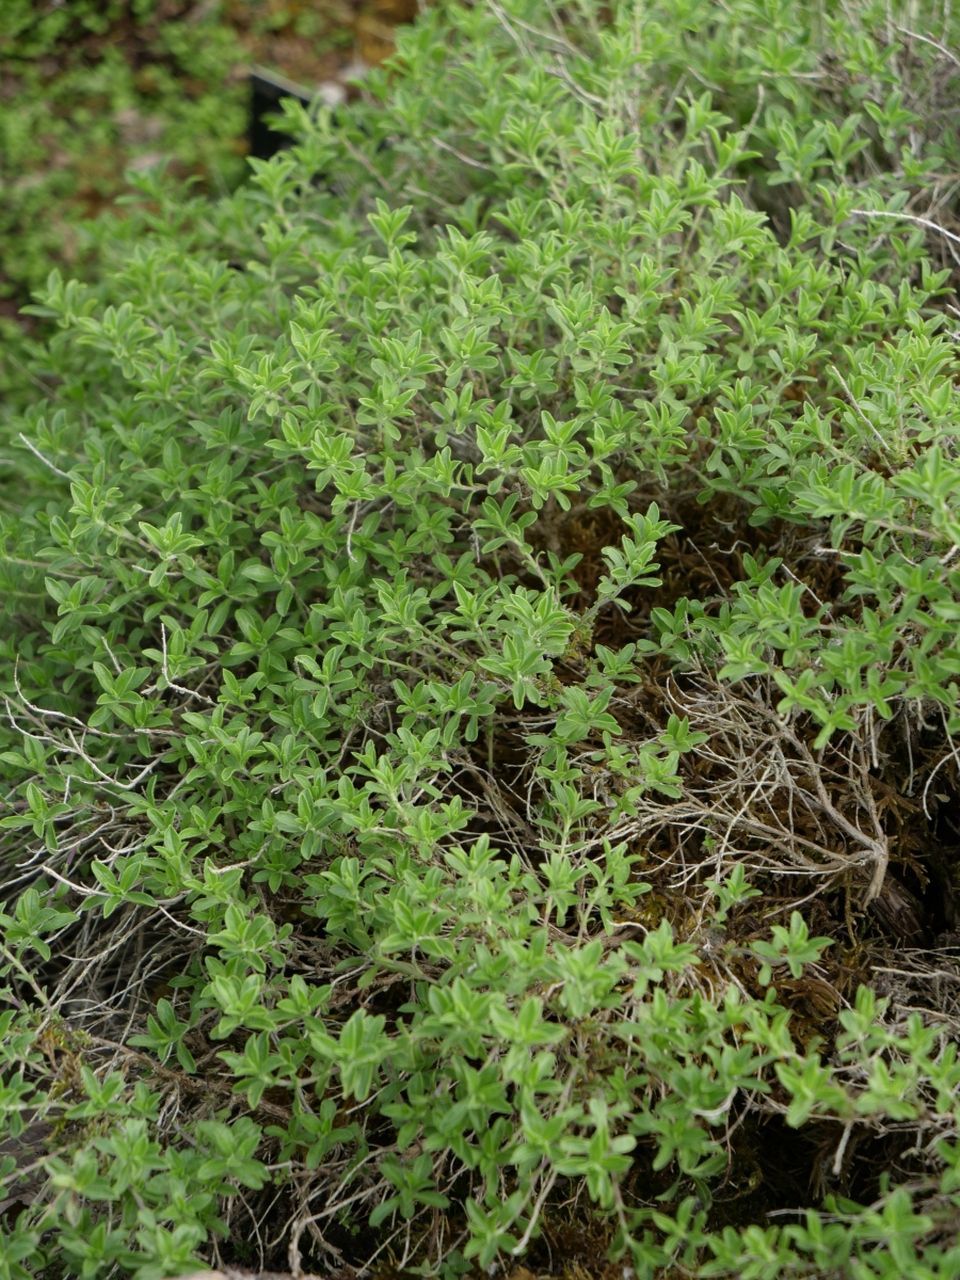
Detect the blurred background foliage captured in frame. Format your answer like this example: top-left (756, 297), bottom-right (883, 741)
top-left (0, 0), bottom-right (415, 400)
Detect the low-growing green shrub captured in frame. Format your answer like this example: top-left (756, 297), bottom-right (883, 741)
top-left (2, 0), bottom-right (960, 1275)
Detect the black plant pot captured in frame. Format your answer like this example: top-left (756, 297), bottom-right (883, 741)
top-left (249, 65), bottom-right (315, 161)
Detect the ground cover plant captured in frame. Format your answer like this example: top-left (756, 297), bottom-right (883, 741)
top-left (3, 0), bottom-right (960, 1275)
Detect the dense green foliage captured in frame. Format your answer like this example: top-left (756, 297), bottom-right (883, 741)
top-left (2, 0), bottom-right (960, 1276)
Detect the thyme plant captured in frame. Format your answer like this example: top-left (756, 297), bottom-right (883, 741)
top-left (2, 0), bottom-right (960, 1276)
